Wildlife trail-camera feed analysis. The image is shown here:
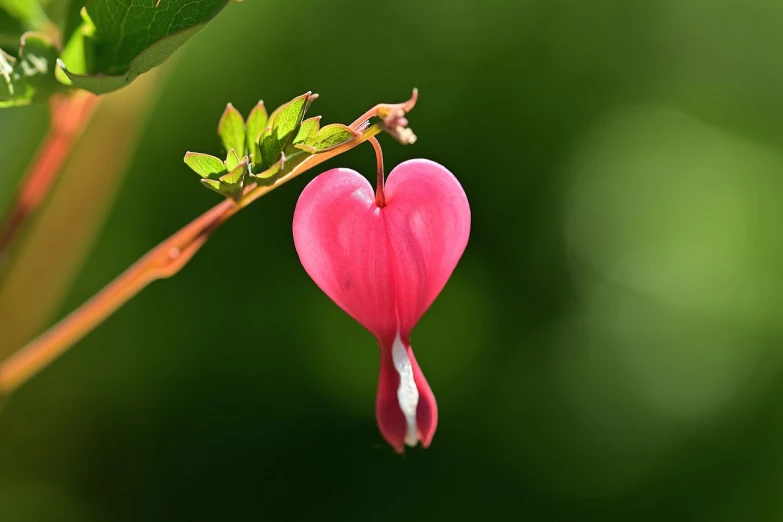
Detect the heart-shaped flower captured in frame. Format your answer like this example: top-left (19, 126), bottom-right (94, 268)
top-left (292, 159), bottom-right (470, 452)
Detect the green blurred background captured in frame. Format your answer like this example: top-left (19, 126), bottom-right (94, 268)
top-left (2, 0), bottom-right (783, 520)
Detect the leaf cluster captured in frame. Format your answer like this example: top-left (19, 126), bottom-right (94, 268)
top-left (185, 93), bottom-right (357, 201)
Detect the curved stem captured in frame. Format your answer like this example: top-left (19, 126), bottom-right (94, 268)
top-left (370, 137), bottom-right (385, 207)
top-left (0, 92), bottom-right (98, 258)
top-left (0, 109), bottom-right (407, 395)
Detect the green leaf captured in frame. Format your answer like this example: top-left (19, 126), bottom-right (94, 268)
top-left (257, 93), bottom-right (314, 170)
top-left (258, 126), bottom-right (280, 172)
top-left (0, 31), bottom-right (58, 107)
top-left (219, 157), bottom-right (247, 186)
top-left (224, 149), bottom-right (240, 171)
top-left (250, 144), bottom-right (316, 187)
top-left (57, 0), bottom-right (230, 95)
top-left (293, 116), bottom-right (320, 145)
top-left (54, 6), bottom-right (94, 87)
top-left (245, 101), bottom-right (267, 165)
top-left (306, 124), bottom-right (355, 151)
top-left (184, 152), bottom-right (226, 179)
top-left (201, 178), bottom-right (242, 201)
top-left (218, 103), bottom-right (245, 158)
top-left (293, 143), bottom-right (317, 154)
top-left (39, 0), bottom-right (82, 38)
top-left (201, 178), bottom-right (226, 195)
top-left (250, 154), bottom-right (284, 184)
top-left (271, 92), bottom-right (310, 149)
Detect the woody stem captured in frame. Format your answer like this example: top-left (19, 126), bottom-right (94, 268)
top-left (370, 137), bottom-right (385, 207)
top-left (0, 119), bottom-right (398, 396)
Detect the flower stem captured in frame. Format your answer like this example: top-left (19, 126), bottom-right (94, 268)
top-left (0, 87), bottom-right (418, 395)
top-left (0, 92), bottom-right (98, 259)
top-left (370, 137), bottom-right (385, 207)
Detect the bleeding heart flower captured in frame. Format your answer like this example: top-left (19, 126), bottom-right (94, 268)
top-left (292, 158), bottom-right (470, 452)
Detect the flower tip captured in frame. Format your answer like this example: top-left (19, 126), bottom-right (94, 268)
top-left (375, 334), bottom-right (438, 454)
top-left (403, 88), bottom-right (419, 113)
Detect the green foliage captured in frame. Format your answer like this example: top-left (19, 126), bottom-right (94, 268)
top-left (305, 124), bottom-right (355, 151)
top-left (245, 101), bottom-right (267, 165)
top-left (218, 104), bottom-right (245, 160)
top-left (57, 0), bottom-right (230, 95)
top-left (293, 116), bottom-right (320, 145)
top-left (224, 149), bottom-right (241, 171)
top-left (185, 92), bottom-right (358, 200)
top-left (183, 152), bottom-right (226, 178)
top-left (0, 0), bottom-right (233, 104)
top-left (0, 31), bottom-right (58, 107)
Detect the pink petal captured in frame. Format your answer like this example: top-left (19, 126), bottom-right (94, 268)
top-left (292, 168), bottom-right (397, 340)
top-left (376, 335), bottom-right (438, 453)
top-left (293, 160), bottom-right (470, 451)
top-left (382, 159), bottom-right (471, 333)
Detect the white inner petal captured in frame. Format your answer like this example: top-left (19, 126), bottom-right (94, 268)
top-left (392, 332), bottom-right (420, 447)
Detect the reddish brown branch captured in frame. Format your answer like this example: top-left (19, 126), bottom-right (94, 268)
top-left (0, 91), bottom-right (419, 396)
top-left (0, 92), bottom-right (98, 256)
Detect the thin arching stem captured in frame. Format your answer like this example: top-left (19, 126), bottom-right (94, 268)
top-left (0, 90), bottom-right (418, 396)
top-left (370, 137), bottom-right (385, 207)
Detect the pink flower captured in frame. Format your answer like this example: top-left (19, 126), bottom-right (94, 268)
top-left (292, 159), bottom-right (470, 452)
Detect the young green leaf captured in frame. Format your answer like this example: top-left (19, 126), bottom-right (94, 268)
top-left (224, 149), bottom-right (240, 171)
top-left (57, 0), bottom-right (230, 95)
top-left (219, 157), bottom-right (247, 186)
top-left (271, 92), bottom-right (310, 149)
top-left (293, 116), bottom-right (320, 145)
top-left (184, 152), bottom-right (226, 179)
top-left (259, 126), bottom-right (280, 172)
top-left (218, 103), bottom-right (245, 157)
top-left (201, 178), bottom-right (226, 195)
top-left (201, 178), bottom-right (242, 201)
top-left (293, 143), bottom-right (317, 154)
top-left (306, 124), bottom-right (356, 151)
top-left (245, 101), bottom-right (267, 164)
top-left (251, 152), bottom-right (284, 182)
top-left (0, 31), bottom-right (59, 107)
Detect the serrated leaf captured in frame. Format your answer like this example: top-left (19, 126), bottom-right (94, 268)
top-left (184, 152), bottom-right (225, 179)
top-left (57, 0), bottom-right (230, 95)
top-left (307, 124), bottom-right (355, 151)
top-left (271, 92), bottom-right (310, 149)
top-left (293, 116), bottom-right (320, 145)
top-left (0, 31), bottom-right (58, 107)
top-left (219, 158), bottom-right (247, 185)
top-left (219, 103), bottom-right (244, 158)
top-left (224, 149), bottom-right (240, 172)
top-left (245, 101), bottom-right (267, 164)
